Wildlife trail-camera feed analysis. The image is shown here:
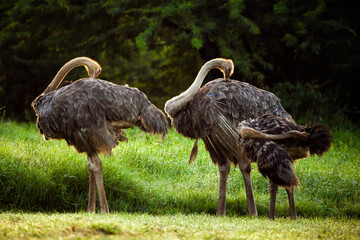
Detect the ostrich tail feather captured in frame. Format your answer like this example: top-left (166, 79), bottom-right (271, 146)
top-left (140, 104), bottom-right (168, 139)
top-left (305, 124), bottom-right (333, 156)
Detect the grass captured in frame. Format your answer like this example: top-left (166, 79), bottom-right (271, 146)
top-left (0, 213), bottom-right (359, 239)
top-left (0, 121), bottom-right (360, 239)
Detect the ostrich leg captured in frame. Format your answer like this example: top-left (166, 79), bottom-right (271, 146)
top-left (269, 181), bottom-right (278, 220)
top-left (286, 188), bottom-right (296, 220)
top-left (87, 167), bottom-right (96, 212)
top-left (217, 160), bottom-right (231, 216)
top-left (239, 161), bottom-right (257, 217)
top-left (87, 153), bottom-right (109, 214)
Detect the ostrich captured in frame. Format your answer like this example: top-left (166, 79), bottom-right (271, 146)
top-left (237, 114), bottom-right (332, 220)
top-left (32, 57), bottom-right (168, 213)
top-left (164, 58), bottom-right (294, 216)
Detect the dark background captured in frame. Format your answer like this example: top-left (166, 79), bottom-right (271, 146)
top-left (1, 0), bottom-right (359, 125)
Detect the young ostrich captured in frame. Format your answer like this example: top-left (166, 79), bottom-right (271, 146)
top-left (238, 114), bottom-right (332, 220)
top-left (32, 57), bottom-right (168, 213)
top-left (164, 58), bottom-right (294, 216)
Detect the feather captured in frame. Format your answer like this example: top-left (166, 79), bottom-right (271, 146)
top-left (189, 139), bottom-right (198, 164)
top-left (238, 114), bottom-right (332, 186)
top-left (33, 78), bottom-right (168, 155)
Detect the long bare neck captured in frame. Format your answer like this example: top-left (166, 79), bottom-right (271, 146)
top-left (164, 58), bottom-right (230, 118)
top-left (239, 127), bottom-right (309, 141)
top-left (43, 57), bottom-right (101, 94)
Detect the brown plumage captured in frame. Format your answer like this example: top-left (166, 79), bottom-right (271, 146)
top-left (32, 57), bottom-right (168, 213)
top-left (238, 114), bottom-right (332, 220)
top-left (164, 58), bottom-right (293, 216)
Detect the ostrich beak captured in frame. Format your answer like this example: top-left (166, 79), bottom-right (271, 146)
top-left (224, 69), bottom-right (231, 81)
top-left (223, 64), bottom-right (233, 81)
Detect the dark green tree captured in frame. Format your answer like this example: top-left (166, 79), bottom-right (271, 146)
top-left (0, 0), bottom-right (359, 123)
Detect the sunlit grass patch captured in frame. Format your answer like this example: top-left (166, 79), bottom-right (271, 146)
top-left (0, 213), bottom-right (359, 239)
top-left (0, 121), bottom-right (359, 219)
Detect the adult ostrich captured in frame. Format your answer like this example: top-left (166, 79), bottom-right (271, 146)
top-left (164, 58), bottom-right (293, 216)
top-left (238, 115), bottom-right (332, 220)
top-left (32, 57), bottom-right (168, 213)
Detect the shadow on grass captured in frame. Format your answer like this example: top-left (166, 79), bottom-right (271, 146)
top-left (1, 152), bottom-right (359, 219)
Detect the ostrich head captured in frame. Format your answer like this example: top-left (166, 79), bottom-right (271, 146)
top-left (164, 58), bottom-right (234, 118)
top-left (85, 60), bottom-right (102, 79)
top-left (222, 60), bottom-right (234, 81)
top-left (43, 57), bottom-right (102, 94)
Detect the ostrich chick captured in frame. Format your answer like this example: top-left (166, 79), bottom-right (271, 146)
top-left (238, 115), bottom-right (332, 220)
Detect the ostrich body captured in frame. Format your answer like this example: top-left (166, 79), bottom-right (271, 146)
top-left (238, 114), bottom-right (332, 220)
top-left (32, 57), bottom-right (168, 213)
top-left (165, 58), bottom-right (293, 216)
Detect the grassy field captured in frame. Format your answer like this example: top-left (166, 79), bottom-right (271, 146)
top-left (0, 121), bottom-right (359, 239)
top-left (1, 212), bottom-right (359, 239)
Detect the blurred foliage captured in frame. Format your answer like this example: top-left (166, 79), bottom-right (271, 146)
top-left (0, 0), bottom-right (359, 124)
top-left (272, 81), bottom-right (352, 127)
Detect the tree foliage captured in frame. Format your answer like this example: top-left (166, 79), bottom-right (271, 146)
top-left (0, 0), bottom-right (359, 122)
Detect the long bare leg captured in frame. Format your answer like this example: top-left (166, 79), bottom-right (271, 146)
top-left (286, 187), bottom-right (296, 220)
top-left (87, 153), bottom-right (109, 214)
top-left (217, 161), bottom-right (230, 216)
top-left (269, 181), bottom-right (278, 220)
top-left (87, 165), bottom-right (96, 212)
top-left (239, 163), bottom-right (257, 217)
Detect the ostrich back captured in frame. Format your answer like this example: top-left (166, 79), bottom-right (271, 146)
top-left (171, 78), bottom-right (293, 165)
top-left (32, 79), bottom-right (168, 154)
top-left (205, 79), bottom-right (293, 121)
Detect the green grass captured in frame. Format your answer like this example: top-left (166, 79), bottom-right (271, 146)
top-left (0, 121), bottom-right (360, 239)
top-left (0, 213), bottom-right (359, 239)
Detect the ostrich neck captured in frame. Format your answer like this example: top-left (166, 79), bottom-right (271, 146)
top-left (43, 57), bottom-right (98, 94)
top-left (165, 59), bottom-right (223, 118)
